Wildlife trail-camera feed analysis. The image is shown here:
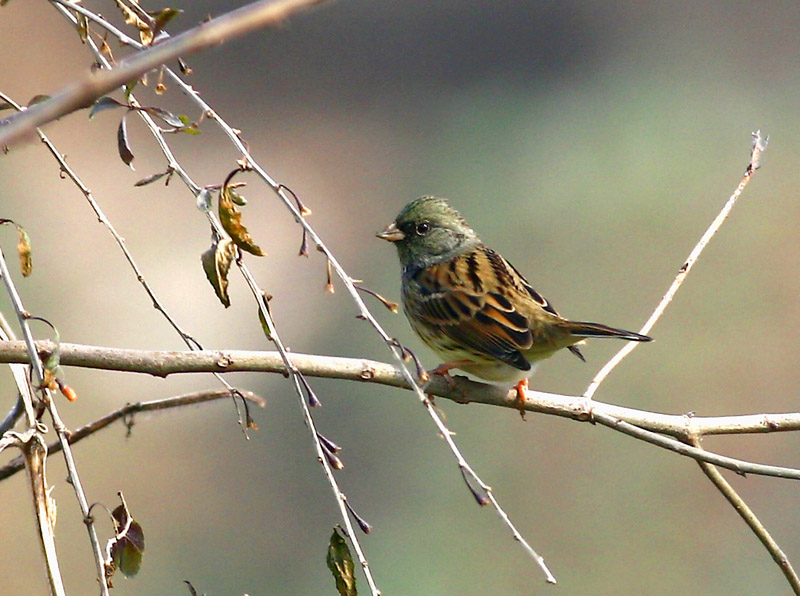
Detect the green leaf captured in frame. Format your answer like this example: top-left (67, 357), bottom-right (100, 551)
top-left (201, 237), bottom-right (236, 308)
top-left (124, 80), bottom-right (139, 101)
top-left (89, 96), bottom-right (126, 119)
top-left (219, 184), bottom-right (264, 256)
top-left (326, 527), bottom-right (357, 596)
top-left (177, 114), bottom-right (201, 135)
top-left (117, 116), bottom-right (135, 169)
top-left (142, 106), bottom-right (185, 128)
top-left (228, 188), bottom-right (247, 206)
top-left (257, 291), bottom-right (273, 340)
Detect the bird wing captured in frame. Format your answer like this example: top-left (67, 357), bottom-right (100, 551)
top-left (409, 246), bottom-right (561, 371)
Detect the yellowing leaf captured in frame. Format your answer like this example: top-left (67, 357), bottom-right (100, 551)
top-left (219, 184), bottom-right (264, 256)
top-left (16, 226), bottom-right (31, 276)
top-left (201, 237), bottom-right (237, 307)
top-left (326, 527), bottom-right (356, 596)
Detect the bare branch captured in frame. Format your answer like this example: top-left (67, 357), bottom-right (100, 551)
top-left (0, 248), bottom-right (110, 595)
top-left (0, 389), bottom-right (265, 482)
top-left (584, 131), bottom-right (768, 399)
top-left (2, 341), bottom-right (800, 481)
top-left (0, 0), bottom-right (329, 147)
top-left (21, 433), bottom-right (65, 596)
top-left (690, 436), bottom-right (800, 595)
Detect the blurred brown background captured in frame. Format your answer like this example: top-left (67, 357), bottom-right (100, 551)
top-left (2, 1), bottom-right (800, 594)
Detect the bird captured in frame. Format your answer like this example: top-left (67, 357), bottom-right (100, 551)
top-left (377, 196), bottom-right (652, 416)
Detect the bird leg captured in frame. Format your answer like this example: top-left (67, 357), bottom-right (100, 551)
top-left (514, 378), bottom-right (529, 420)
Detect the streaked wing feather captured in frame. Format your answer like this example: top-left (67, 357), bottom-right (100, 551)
top-left (411, 247), bottom-right (538, 371)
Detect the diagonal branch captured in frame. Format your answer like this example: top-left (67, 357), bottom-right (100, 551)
top-left (584, 131), bottom-right (768, 399)
top-left (689, 436), bottom-right (800, 595)
top-left (0, 0), bottom-right (329, 147)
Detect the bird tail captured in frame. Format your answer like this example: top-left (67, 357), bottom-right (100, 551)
top-left (562, 321), bottom-right (652, 343)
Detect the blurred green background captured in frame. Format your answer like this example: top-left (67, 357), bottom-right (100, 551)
top-left (2, 1), bottom-right (800, 594)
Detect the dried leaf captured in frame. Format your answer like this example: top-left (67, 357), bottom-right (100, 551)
top-left (135, 169), bottom-right (171, 187)
top-left (16, 225), bottom-right (31, 276)
top-left (150, 7), bottom-right (181, 36)
top-left (117, 116), bottom-right (135, 169)
top-left (27, 95), bottom-right (51, 107)
top-left (177, 57), bottom-right (192, 75)
top-left (219, 184), bottom-right (264, 256)
top-left (113, 0), bottom-right (153, 45)
top-left (90, 96), bottom-right (127, 119)
top-left (325, 259), bottom-right (334, 293)
top-left (77, 13), bottom-right (89, 42)
top-left (326, 527), bottom-right (356, 596)
top-left (107, 495), bottom-right (145, 578)
top-left (201, 237), bottom-right (236, 307)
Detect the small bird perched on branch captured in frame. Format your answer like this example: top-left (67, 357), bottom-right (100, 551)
top-left (377, 196), bottom-right (651, 416)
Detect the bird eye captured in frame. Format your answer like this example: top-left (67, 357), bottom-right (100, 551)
top-left (415, 221), bottom-right (430, 236)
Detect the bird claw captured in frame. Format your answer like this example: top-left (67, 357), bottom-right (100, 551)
top-left (429, 361), bottom-right (472, 403)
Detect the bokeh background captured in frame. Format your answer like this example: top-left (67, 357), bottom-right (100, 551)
top-left (2, 1), bottom-right (800, 594)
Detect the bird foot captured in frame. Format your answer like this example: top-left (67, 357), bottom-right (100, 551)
top-left (429, 360), bottom-right (474, 403)
top-left (515, 379), bottom-right (529, 420)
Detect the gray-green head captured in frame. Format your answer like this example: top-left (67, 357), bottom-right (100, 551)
top-left (377, 196), bottom-right (481, 270)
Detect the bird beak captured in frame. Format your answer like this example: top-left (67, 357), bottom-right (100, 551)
top-left (376, 222), bottom-right (405, 242)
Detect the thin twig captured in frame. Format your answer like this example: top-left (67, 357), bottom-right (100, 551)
top-left (584, 131), bottom-right (768, 399)
top-left (241, 272), bottom-right (383, 596)
top-left (689, 436), bottom-right (800, 595)
top-left (45, 3), bottom-right (556, 582)
top-left (40, 13), bottom-right (254, 434)
top-left (0, 389), bottom-right (265, 482)
top-left (0, 91), bottom-right (199, 349)
top-left (0, 0), bottom-right (330, 147)
top-left (0, 249), bottom-right (109, 596)
top-left (588, 410), bottom-right (800, 480)
top-left (45, 6), bottom-right (379, 589)
top-left (0, 310), bottom-right (35, 433)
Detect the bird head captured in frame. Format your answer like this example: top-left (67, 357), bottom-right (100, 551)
top-left (377, 196), bottom-right (480, 269)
